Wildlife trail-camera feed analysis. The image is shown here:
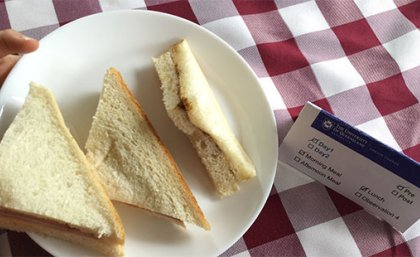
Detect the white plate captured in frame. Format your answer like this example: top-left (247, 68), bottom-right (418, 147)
top-left (0, 10), bottom-right (278, 257)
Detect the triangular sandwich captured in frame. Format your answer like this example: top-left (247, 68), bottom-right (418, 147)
top-left (85, 68), bottom-right (210, 230)
top-left (0, 83), bottom-right (125, 256)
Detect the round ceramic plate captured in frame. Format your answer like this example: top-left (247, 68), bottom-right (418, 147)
top-left (0, 10), bottom-right (278, 257)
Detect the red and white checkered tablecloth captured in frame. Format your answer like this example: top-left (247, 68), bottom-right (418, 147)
top-left (0, 0), bottom-right (419, 256)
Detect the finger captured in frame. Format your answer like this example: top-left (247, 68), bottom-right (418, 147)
top-left (0, 29), bottom-right (39, 58)
top-left (0, 55), bottom-right (20, 86)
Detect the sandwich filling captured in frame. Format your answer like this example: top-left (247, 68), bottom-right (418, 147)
top-left (0, 207), bottom-right (121, 242)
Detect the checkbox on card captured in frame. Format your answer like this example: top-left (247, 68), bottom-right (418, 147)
top-left (355, 192), bottom-right (362, 198)
top-left (299, 149), bottom-right (306, 156)
top-left (294, 156), bottom-right (301, 162)
top-left (308, 144), bottom-right (314, 149)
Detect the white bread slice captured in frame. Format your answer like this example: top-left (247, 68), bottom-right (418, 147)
top-left (0, 83), bottom-right (125, 256)
top-left (85, 68), bottom-right (210, 230)
top-left (153, 40), bottom-right (256, 197)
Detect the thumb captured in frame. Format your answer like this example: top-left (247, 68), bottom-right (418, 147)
top-left (0, 29), bottom-right (39, 58)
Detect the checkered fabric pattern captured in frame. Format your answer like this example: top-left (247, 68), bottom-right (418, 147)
top-left (0, 0), bottom-right (419, 256)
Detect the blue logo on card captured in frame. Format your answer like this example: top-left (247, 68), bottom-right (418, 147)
top-left (322, 119), bottom-right (334, 130)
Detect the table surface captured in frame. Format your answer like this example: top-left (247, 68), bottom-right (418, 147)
top-left (0, 0), bottom-right (419, 256)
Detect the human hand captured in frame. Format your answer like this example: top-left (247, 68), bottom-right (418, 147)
top-left (0, 29), bottom-right (39, 85)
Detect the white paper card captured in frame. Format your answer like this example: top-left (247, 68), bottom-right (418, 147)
top-left (279, 102), bottom-right (419, 232)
